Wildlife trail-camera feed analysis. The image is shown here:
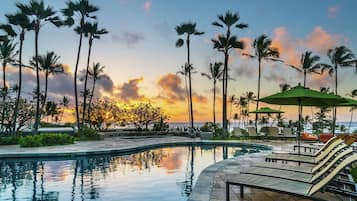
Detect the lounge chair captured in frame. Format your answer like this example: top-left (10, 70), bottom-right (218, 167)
top-left (253, 143), bottom-right (350, 174)
top-left (241, 147), bottom-right (353, 183)
top-left (282, 127), bottom-right (294, 136)
top-left (265, 138), bottom-right (345, 164)
top-left (226, 153), bottom-right (357, 201)
top-left (269, 127), bottom-right (279, 136)
top-left (232, 128), bottom-right (243, 137)
top-left (247, 127), bottom-right (258, 136)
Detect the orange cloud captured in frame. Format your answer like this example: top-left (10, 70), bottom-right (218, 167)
top-left (300, 26), bottom-right (343, 54)
top-left (271, 27), bottom-right (300, 66)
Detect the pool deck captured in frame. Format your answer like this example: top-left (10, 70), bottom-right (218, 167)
top-left (0, 136), bottom-right (352, 201)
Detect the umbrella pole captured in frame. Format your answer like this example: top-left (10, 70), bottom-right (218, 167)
top-left (298, 101), bottom-right (302, 156)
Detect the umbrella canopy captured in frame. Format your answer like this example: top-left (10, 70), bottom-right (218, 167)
top-left (259, 85), bottom-right (347, 156)
top-left (336, 98), bottom-right (357, 107)
top-left (249, 107), bottom-right (284, 114)
top-left (260, 85), bottom-right (347, 107)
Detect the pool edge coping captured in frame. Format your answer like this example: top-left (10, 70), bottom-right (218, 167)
top-left (0, 140), bottom-right (272, 160)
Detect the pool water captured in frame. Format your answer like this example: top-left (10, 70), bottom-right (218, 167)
top-left (0, 145), bottom-right (266, 201)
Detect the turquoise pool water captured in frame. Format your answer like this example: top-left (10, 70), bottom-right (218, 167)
top-left (0, 145), bottom-right (267, 201)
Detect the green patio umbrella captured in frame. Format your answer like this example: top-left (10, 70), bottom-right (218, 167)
top-left (249, 107), bottom-right (284, 114)
top-left (260, 84), bottom-right (346, 155)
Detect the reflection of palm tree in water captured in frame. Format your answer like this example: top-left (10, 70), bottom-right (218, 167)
top-left (71, 160), bottom-right (79, 201)
top-left (32, 162), bottom-right (37, 201)
top-left (180, 146), bottom-right (195, 197)
top-left (10, 163), bottom-right (16, 201)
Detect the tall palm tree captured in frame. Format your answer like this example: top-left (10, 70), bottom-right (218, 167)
top-left (1, 12), bottom-right (32, 133)
top-left (0, 40), bottom-right (17, 130)
top-left (244, 91), bottom-right (255, 125)
top-left (177, 63), bottom-right (192, 124)
top-left (60, 96), bottom-right (69, 122)
top-left (82, 22), bottom-right (108, 126)
top-left (87, 62), bottom-right (105, 120)
top-left (322, 46), bottom-right (355, 135)
top-left (242, 34), bottom-right (279, 132)
top-left (201, 62), bottom-right (223, 125)
top-left (212, 11), bottom-right (247, 133)
top-left (287, 51), bottom-right (322, 87)
top-left (17, 0), bottom-right (61, 133)
top-left (30, 51), bottom-right (64, 115)
top-left (175, 22), bottom-right (204, 129)
top-left (62, 0), bottom-right (99, 129)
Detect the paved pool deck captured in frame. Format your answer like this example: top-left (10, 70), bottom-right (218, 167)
top-left (0, 136), bottom-right (351, 201)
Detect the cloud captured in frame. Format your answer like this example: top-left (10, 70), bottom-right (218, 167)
top-left (143, 1), bottom-right (151, 12)
top-left (328, 6), bottom-right (339, 18)
top-left (299, 26), bottom-right (342, 54)
top-left (117, 77), bottom-right (144, 101)
top-left (157, 73), bottom-right (186, 103)
top-left (111, 31), bottom-right (144, 48)
top-left (271, 27), bottom-right (300, 66)
top-left (153, 21), bottom-right (173, 40)
top-left (156, 73), bottom-right (208, 104)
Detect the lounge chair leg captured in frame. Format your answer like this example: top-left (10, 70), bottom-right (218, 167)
top-left (226, 182), bottom-right (230, 201)
top-left (240, 185), bottom-right (244, 198)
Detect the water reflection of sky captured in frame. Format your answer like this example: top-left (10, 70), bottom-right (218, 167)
top-left (0, 145), bottom-right (263, 201)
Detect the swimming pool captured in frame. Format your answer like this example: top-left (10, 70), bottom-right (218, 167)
top-left (0, 144), bottom-right (269, 201)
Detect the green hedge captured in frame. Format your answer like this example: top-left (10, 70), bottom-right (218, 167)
top-left (0, 136), bottom-right (20, 145)
top-left (77, 126), bottom-right (100, 141)
top-left (19, 133), bottom-right (75, 147)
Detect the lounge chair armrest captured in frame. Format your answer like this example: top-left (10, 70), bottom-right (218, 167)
top-left (293, 145), bottom-right (319, 152)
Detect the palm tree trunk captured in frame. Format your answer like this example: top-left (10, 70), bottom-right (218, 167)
top-left (34, 28), bottom-right (41, 133)
top-left (82, 38), bottom-right (93, 127)
top-left (1, 62), bottom-right (6, 131)
top-left (222, 52), bottom-right (228, 134)
top-left (184, 75), bottom-right (191, 125)
top-left (187, 35), bottom-right (194, 129)
top-left (332, 66), bottom-right (338, 135)
top-left (74, 18), bottom-right (84, 130)
top-left (255, 58), bottom-right (262, 133)
top-left (41, 71), bottom-right (49, 117)
top-left (12, 31), bottom-right (24, 133)
top-left (303, 70), bottom-right (307, 87)
top-left (213, 80), bottom-right (216, 125)
top-left (87, 79), bottom-right (96, 122)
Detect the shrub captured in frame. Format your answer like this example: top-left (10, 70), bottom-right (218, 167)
top-left (200, 122), bottom-right (219, 132)
top-left (351, 167), bottom-right (357, 182)
top-left (77, 126), bottom-right (100, 141)
top-left (19, 133), bottom-right (74, 147)
top-left (0, 136), bottom-right (20, 145)
top-left (353, 129), bottom-right (357, 134)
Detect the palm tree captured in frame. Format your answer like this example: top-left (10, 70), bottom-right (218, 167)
top-left (322, 46), bottom-right (355, 135)
top-left (82, 22), bottom-right (108, 126)
top-left (87, 62), bottom-right (105, 120)
top-left (62, 0), bottom-right (99, 129)
top-left (287, 51), bottom-right (322, 87)
top-left (242, 34), bottom-right (279, 132)
top-left (1, 12), bottom-right (32, 132)
top-left (347, 90), bottom-right (357, 131)
top-left (60, 96), bottom-right (69, 122)
top-left (177, 63), bottom-right (192, 124)
top-left (30, 51), bottom-right (64, 115)
top-left (244, 91), bottom-right (255, 125)
top-left (212, 11), bottom-right (247, 133)
top-left (17, 0), bottom-right (61, 133)
top-left (279, 83), bottom-right (291, 92)
top-left (201, 62), bottom-right (223, 125)
top-left (0, 40), bottom-right (18, 130)
top-left (175, 22), bottom-right (204, 129)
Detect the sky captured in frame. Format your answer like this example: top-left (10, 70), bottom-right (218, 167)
top-left (0, 0), bottom-right (357, 123)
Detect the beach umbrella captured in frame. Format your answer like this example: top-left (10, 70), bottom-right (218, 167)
top-left (260, 84), bottom-right (346, 155)
top-left (249, 107), bottom-right (284, 114)
top-left (249, 107), bottom-right (284, 128)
